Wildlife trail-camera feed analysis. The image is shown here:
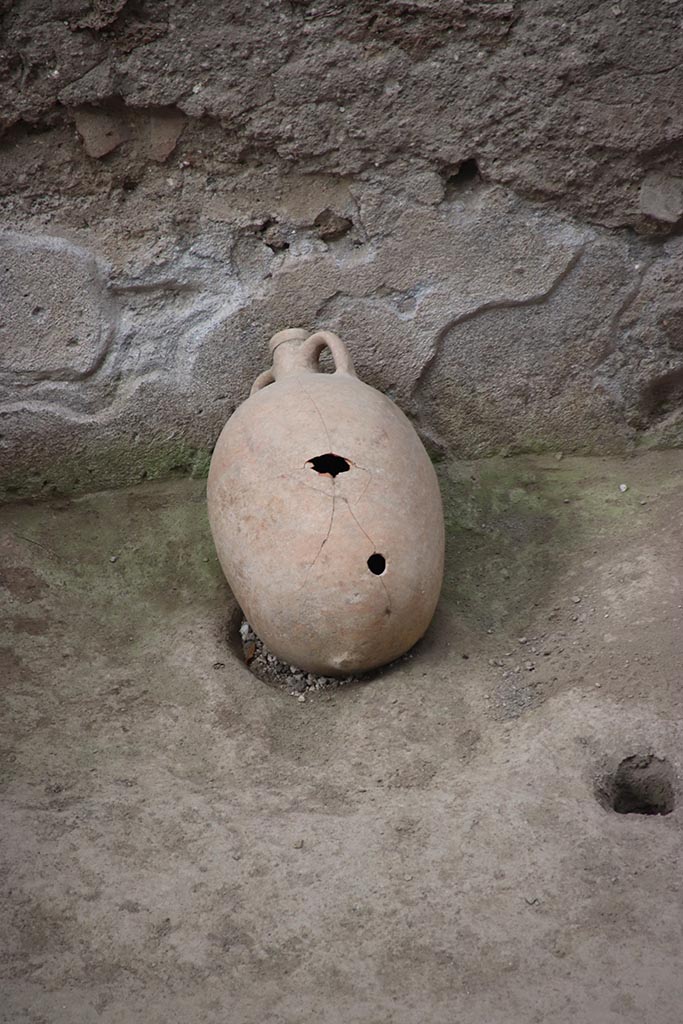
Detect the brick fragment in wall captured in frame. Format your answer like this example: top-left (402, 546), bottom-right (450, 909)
top-left (71, 105), bottom-right (186, 163)
top-left (72, 107), bottom-right (128, 159)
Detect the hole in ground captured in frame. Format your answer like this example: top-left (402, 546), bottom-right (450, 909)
top-left (229, 610), bottom-right (420, 698)
top-left (367, 553), bottom-right (386, 575)
top-left (599, 754), bottom-right (675, 816)
top-left (307, 453), bottom-right (350, 477)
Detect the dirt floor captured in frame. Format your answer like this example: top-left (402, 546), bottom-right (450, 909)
top-left (1, 451), bottom-right (682, 1024)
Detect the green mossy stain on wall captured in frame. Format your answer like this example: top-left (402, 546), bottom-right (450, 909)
top-left (0, 440), bottom-right (214, 502)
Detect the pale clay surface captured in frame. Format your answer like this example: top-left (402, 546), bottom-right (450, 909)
top-left (2, 453), bottom-right (683, 1024)
top-left (208, 330), bottom-right (445, 675)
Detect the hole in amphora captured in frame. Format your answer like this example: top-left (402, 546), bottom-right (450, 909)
top-left (598, 754), bottom-right (676, 816)
top-left (367, 553), bottom-right (386, 575)
top-left (307, 453), bottom-right (350, 477)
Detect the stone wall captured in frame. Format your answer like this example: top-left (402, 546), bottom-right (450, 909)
top-left (1, 0), bottom-right (682, 497)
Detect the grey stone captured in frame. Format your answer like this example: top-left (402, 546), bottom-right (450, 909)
top-left (1, 178), bottom-right (682, 497)
top-left (595, 238), bottom-right (683, 446)
top-left (0, 232), bottom-right (114, 381)
top-left (639, 173), bottom-right (683, 227)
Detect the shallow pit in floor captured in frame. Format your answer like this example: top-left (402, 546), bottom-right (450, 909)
top-left (224, 606), bottom-right (420, 699)
top-left (238, 619), bottom-right (358, 696)
top-left (597, 754), bottom-right (676, 816)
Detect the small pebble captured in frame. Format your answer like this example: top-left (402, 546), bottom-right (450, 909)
top-left (571, 595), bottom-right (581, 604)
top-left (297, 694), bottom-right (306, 703)
top-left (293, 839), bottom-right (304, 849)
top-left (619, 483), bottom-right (628, 493)
top-left (109, 556), bottom-right (117, 563)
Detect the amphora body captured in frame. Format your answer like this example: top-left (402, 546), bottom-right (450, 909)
top-left (207, 329), bottom-right (444, 676)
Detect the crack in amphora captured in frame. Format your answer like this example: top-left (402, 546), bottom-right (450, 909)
top-left (296, 477), bottom-right (393, 610)
top-left (300, 491), bottom-right (337, 588)
top-left (297, 378), bottom-right (332, 449)
top-left (294, 378), bottom-right (391, 612)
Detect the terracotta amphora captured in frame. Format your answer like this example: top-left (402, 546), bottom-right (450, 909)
top-left (207, 328), bottom-right (444, 676)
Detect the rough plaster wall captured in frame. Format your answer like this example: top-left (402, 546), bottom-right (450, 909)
top-left (1, 0), bottom-right (682, 497)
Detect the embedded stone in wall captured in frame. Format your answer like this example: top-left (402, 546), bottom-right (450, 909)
top-left (71, 104), bottom-right (187, 163)
top-left (72, 106), bottom-right (128, 158)
top-left (601, 241), bottom-right (683, 444)
top-left (639, 173), bottom-right (683, 228)
top-left (410, 233), bottom-right (639, 456)
top-left (0, 233), bottom-right (113, 380)
top-left (144, 108), bottom-right (187, 163)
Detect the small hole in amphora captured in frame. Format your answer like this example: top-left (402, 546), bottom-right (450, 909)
top-left (598, 754), bottom-right (676, 816)
top-left (308, 453), bottom-right (350, 477)
top-left (367, 553), bottom-right (386, 575)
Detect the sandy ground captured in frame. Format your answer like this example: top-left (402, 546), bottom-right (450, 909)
top-left (1, 451), bottom-right (682, 1024)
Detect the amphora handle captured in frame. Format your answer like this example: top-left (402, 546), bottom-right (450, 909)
top-left (301, 331), bottom-right (356, 377)
top-left (251, 328), bottom-right (356, 395)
